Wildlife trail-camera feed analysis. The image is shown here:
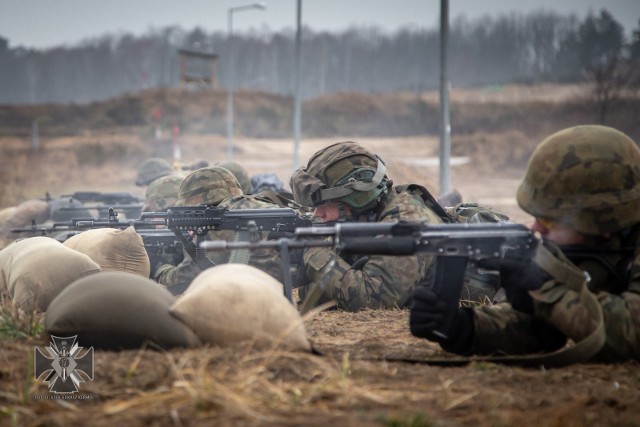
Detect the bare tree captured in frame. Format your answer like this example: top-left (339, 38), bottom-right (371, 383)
top-left (578, 10), bottom-right (626, 123)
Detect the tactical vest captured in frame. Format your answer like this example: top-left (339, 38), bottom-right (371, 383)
top-left (394, 184), bottom-right (510, 224)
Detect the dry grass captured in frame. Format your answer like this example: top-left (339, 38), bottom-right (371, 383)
top-left (1, 308), bottom-right (639, 426)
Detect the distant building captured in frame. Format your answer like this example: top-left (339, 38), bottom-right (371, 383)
top-left (178, 49), bottom-right (219, 89)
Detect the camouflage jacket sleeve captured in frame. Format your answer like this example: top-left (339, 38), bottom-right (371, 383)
top-left (302, 191), bottom-right (443, 311)
top-left (470, 240), bottom-right (640, 361)
top-left (530, 265), bottom-right (640, 362)
top-left (470, 304), bottom-right (567, 355)
top-left (153, 247), bottom-right (203, 287)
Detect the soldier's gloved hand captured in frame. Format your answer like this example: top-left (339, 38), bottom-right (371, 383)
top-left (409, 287), bottom-right (474, 355)
top-left (477, 257), bottom-right (551, 314)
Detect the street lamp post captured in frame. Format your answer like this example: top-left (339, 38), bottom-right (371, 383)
top-left (226, 2), bottom-right (267, 161)
top-left (438, 0), bottom-right (451, 195)
top-left (292, 0), bottom-right (302, 170)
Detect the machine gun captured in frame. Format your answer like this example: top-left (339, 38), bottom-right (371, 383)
top-left (139, 206), bottom-right (314, 271)
top-left (60, 191), bottom-right (142, 205)
top-left (201, 221), bottom-right (539, 335)
top-left (140, 205), bottom-right (312, 236)
top-left (13, 205), bottom-right (312, 261)
top-left (58, 191), bottom-right (143, 219)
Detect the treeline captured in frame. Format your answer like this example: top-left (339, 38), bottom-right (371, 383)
top-left (0, 8), bottom-right (639, 105)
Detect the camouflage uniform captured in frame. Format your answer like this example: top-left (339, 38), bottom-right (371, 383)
top-left (467, 125), bottom-right (640, 361)
top-left (153, 166), bottom-right (285, 288)
top-left (290, 141), bottom-right (445, 311)
top-left (142, 174), bottom-right (183, 212)
top-left (136, 157), bottom-right (174, 187)
top-left (251, 173), bottom-right (285, 194)
top-left (216, 161), bottom-right (253, 194)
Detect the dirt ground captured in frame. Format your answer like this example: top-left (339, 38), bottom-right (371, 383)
top-left (1, 134), bottom-right (638, 426)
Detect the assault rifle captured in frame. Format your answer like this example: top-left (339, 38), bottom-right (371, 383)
top-left (59, 204), bottom-right (144, 217)
top-left (201, 221), bottom-right (539, 335)
top-left (10, 208), bottom-right (165, 234)
top-left (11, 208), bottom-right (185, 267)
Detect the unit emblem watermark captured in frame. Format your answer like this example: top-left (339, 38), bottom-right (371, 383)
top-left (34, 335), bottom-right (94, 394)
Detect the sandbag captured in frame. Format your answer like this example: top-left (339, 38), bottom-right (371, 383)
top-left (2, 199), bottom-right (50, 236)
top-left (170, 264), bottom-right (310, 352)
top-left (45, 271), bottom-right (201, 350)
top-left (186, 262), bottom-right (284, 294)
top-left (0, 206), bottom-right (17, 239)
top-left (63, 226), bottom-right (150, 277)
top-left (0, 236), bottom-right (101, 311)
top-left (0, 206), bottom-right (17, 227)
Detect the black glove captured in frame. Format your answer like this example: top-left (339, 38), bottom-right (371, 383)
top-left (477, 257), bottom-right (551, 314)
top-left (409, 287), bottom-right (474, 355)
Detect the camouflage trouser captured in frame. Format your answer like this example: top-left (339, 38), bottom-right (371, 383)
top-left (299, 245), bottom-right (432, 312)
top-left (471, 278), bottom-right (640, 361)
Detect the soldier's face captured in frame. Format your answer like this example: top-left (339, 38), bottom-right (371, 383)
top-left (530, 218), bottom-right (587, 246)
top-left (313, 202), bottom-right (352, 222)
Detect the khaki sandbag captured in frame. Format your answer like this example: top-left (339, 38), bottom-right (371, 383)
top-left (0, 237), bottom-right (101, 311)
top-left (170, 264), bottom-right (310, 352)
top-left (45, 271), bottom-right (201, 350)
top-left (0, 206), bottom-right (17, 227)
top-left (0, 206), bottom-right (17, 240)
top-left (63, 226), bottom-right (150, 277)
top-left (185, 262), bottom-right (284, 294)
top-left (3, 199), bottom-right (50, 231)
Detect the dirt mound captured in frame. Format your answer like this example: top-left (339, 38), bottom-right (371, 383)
top-left (2, 84), bottom-right (638, 141)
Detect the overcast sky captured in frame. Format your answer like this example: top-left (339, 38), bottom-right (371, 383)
top-left (0, 0), bottom-right (638, 50)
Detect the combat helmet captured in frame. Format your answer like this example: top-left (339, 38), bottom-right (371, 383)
top-left (251, 173), bottom-right (285, 194)
top-left (143, 174), bottom-right (183, 211)
top-left (177, 166), bottom-right (242, 206)
top-left (517, 125), bottom-right (640, 235)
top-left (216, 161), bottom-right (252, 194)
top-left (136, 158), bottom-right (173, 186)
top-left (290, 141), bottom-right (389, 209)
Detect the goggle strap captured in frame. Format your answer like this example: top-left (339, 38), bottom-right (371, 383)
top-left (316, 158), bottom-right (386, 202)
